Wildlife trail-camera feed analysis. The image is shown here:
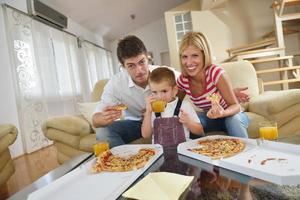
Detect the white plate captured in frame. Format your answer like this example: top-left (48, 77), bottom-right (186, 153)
top-left (178, 135), bottom-right (300, 185)
top-left (28, 144), bottom-right (163, 200)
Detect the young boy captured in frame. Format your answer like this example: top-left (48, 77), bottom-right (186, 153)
top-left (141, 67), bottom-right (204, 147)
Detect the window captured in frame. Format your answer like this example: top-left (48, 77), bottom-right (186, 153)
top-left (174, 12), bottom-right (192, 50)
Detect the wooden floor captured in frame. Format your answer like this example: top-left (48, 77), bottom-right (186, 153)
top-left (0, 145), bottom-right (59, 200)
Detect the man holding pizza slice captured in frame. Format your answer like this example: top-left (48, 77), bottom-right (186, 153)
top-left (92, 35), bottom-right (250, 148)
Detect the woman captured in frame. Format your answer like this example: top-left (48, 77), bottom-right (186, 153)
top-left (177, 31), bottom-right (249, 138)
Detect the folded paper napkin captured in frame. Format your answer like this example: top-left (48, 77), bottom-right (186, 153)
top-left (122, 172), bottom-right (194, 200)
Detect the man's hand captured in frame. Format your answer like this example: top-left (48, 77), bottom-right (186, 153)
top-left (234, 87), bottom-right (250, 103)
top-left (93, 106), bottom-right (122, 127)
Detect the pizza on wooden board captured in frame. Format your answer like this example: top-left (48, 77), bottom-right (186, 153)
top-left (92, 148), bottom-right (156, 173)
top-left (189, 138), bottom-right (245, 159)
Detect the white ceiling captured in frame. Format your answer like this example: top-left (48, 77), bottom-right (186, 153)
top-left (41, 0), bottom-right (189, 41)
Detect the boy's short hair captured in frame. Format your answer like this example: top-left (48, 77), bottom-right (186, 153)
top-left (149, 67), bottom-right (176, 87)
top-left (117, 35), bottom-right (147, 65)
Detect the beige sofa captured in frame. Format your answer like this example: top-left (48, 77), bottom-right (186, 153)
top-left (0, 124), bottom-right (18, 186)
top-left (43, 61), bottom-right (300, 164)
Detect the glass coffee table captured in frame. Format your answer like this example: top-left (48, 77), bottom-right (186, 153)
top-left (9, 148), bottom-right (300, 200)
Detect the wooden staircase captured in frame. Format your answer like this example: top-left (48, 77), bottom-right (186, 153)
top-left (225, 0), bottom-right (300, 91)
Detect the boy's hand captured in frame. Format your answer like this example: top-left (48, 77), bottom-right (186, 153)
top-left (145, 95), bottom-right (156, 114)
top-left (179, 108), bottom-right (192, 125)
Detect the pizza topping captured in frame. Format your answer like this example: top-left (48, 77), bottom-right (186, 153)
top-left (189, 138), bottom-right (245, 159)
top-left (92, 148), bottom-right (156, 173)
top-left (260, 158), bottom-right (287, 165)
top-left (113, 104), bottom-right (128, 111)
top-left (261, 158), bottom-right (276, 165)
top-left (206, 93), bottom-right (220, 102)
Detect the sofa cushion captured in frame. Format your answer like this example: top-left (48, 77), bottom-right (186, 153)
top-left (77, 102), bottom-right (98, 131)
top-left (79, 134), bottom-right (96, 152)
top-left (245, 112), bottom-right (269, 139)
top-left (46, 129), bottom-right (80, 148)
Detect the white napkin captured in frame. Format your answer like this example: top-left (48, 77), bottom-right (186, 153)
top-left (122, 172), bottom-right (194, 200)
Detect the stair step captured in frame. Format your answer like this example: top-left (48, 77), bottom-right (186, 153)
top-left (256, 65), bottom-right (300, 74)
top-left (235, 47), bottom-right (285, 56)
top-left (262, 27), bottom-right (299, 39)
top-left (281, 12), bottom-right (300, 21)
top-left (250, 55), bottom-right (293, 64)
top-left (263, 78), bottom-right (300, 86)
top-left (284, 0), bottom-right (300, 6)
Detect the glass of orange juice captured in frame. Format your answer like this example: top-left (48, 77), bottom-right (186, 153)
top-left (93, 141), bottom-right (109, 156)
top-left (151, 100), bottom-right (166, 113)
top-left (259, 121), bottom-right (278, 141)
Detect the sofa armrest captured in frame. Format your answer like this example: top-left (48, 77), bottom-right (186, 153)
top-left (42, 115), bottom-right (92, 137)
top-left (249, 90), bottom-right (300, 114)
top-left (0, 124), bottom-right (18, 154)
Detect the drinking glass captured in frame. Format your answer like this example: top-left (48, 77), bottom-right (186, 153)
top-left (93, 141), bottom-right (109, 156)
top-left (151, 99), bottom-right (166, 113)
top-left (259, 121), bottom-right (278, 141)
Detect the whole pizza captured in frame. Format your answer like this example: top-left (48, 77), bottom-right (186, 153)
top-left (92, 148), bottom-right (156, 173)
top-left (189, 138), bottom-right (245, 159)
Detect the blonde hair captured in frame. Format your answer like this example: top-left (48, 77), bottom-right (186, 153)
top-left (179, 32), bottom-right (212, 76)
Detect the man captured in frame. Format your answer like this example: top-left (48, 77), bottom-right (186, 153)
top-left (92, 35), bottom-right (249, 147)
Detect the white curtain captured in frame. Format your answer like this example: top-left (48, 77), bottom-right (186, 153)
top-left (3, 6), bottom-right (85, 153)
top-left (82, 41), bottom-right (114, 92)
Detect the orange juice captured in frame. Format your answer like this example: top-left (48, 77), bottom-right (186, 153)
top-left (151, 100), bottom-right (166, 113)
top-left (259, 126), bottom-right (278, 140)
top-left (93, 142), bottom-right (109, 156)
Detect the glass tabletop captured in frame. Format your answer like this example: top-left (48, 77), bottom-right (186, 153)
top-left (119, 147), bottom-right (300, 200)
top-left (10, 147), bottom-right (300, 200)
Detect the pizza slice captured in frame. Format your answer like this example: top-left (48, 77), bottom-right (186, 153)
top-left (189, 138), bottom-right (245, 159)
top-left (91, 148), bottom-right (156, 173)
top-left (206, 93), bottom-right (220, 102)
top-left (113, 104), bottom-right (128, 111)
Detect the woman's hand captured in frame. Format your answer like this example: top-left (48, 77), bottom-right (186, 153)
top-left (207, 101), bottom-right (224, 119)
top-left (234, 87), bottom-right (250, 103)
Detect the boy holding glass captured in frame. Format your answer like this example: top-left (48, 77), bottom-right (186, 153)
top-left (141, 67), bottom-right (204, 146)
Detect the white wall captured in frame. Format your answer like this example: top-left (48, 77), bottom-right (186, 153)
top-left (0, 0), bottom-right (106, 157)
top-left (111, 17), bottom-right (170, 72)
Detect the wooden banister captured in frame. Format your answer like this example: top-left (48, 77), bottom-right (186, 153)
top-left (227, 38), bottom-right (276, 55)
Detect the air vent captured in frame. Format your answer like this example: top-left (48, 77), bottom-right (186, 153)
top-left (27, 0), bottom-right (68, 29)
